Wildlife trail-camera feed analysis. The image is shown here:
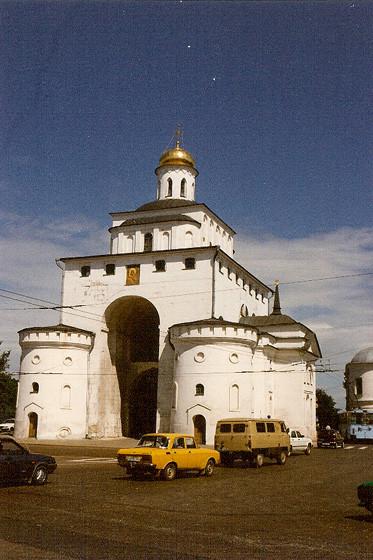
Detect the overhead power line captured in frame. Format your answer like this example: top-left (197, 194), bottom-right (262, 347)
top-left (281, 272), bottom-right (373, 285)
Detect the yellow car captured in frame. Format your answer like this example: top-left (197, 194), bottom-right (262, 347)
top-left (117, 433), bottom-right (220, 481)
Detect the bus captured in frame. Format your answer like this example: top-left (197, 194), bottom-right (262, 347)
top-left (339, 409), bottom-right (373, 442)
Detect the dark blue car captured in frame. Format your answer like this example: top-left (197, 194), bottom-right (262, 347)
top-left (0, 436), bottom-right (57, 485)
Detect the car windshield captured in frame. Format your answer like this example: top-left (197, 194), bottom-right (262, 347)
top-left (137, 435), bottom-right (169, 448)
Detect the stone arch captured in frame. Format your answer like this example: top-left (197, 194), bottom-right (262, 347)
top-left (105, 296), bottom-right (160, 438)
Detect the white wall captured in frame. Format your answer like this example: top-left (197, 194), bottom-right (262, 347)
top-left (15, 330), bottom-right (93, 439)
top-left (170, 322), bottom-right (317, 444)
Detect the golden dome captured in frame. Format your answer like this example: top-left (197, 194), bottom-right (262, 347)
top-left (158, 142), bottom-right (196, 169)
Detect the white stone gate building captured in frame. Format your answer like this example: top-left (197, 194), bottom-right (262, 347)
top-left (15, 139), bottom-right (321, 443)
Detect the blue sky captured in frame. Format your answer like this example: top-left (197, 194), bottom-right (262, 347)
top-left (0, 1), bottom-right (372, 408)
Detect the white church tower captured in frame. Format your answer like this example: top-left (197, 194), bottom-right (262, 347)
top-left (15, 133), bottom-right (321, 443)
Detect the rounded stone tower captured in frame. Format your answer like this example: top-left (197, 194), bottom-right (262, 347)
top-left (15, 324), bottom-right (94, 439)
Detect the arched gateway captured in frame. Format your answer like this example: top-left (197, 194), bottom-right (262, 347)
top-left (105, 296), bottom-right (160, 438)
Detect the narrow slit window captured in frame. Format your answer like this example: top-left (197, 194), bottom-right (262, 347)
top-left (356, 377), bottom-right (363, 395)
top-left (167, 178), bottom-right (173, 197)
top-left (195, 384), bottom-right (204, 396)
top-left (180, 178), bottom-right (186, 197)
top-left (144, 233), bottom-right (153, 252)
top-left (31, 382), bottom-right (39, 394)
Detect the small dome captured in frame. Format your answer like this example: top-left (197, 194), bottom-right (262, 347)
top-left (351, 347), bottom-right (373, 363)
top-left (158, 144), bottom-right (196, 169)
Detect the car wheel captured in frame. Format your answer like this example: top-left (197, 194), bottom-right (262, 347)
top-left (287, 446), bottom-right (292, 457)
top-left (305, 444), bottom-right (312, 456)
top-left (161, 463), bottom-right (177, 481)
top-left (255, 453), bottom-right (264, 468)
top-left (340, 442), bottom-right (345, 449)
top-left (31, 465), bottom-right (48, 485)
top-left (277, 451), bottom-right (287, 465)
top-left (203, 459), bottom-right (215, 477)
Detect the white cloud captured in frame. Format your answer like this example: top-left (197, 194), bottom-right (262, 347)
top-left (0, 211), bottom-right (106, 371)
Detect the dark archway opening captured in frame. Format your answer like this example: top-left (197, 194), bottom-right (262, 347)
top-left (106, 297), bottom-right (159, 438)
top-left (193, 414), bottom-right (206, 445)
top-left (129, 368), bottom-right (158, 438)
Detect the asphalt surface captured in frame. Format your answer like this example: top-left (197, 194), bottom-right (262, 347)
top-left (0, 442), bottom-right (372, 559)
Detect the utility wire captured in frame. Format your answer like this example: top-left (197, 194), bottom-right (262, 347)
top-left (12, 367), bottom-right (315, 376)
top-left (281, 272), bottom-right (373, 285)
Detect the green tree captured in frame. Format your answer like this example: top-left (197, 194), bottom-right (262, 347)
top-left (0, 344), bottom-right (18, 420)
top-left (316, 388), bottom-right (339, 429)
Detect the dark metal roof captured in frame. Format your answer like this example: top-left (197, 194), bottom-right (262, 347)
top-left (171, 317), bottom-right (251, 330)
top-left (240, 314), bottom-right (299, 327)
top-left (136, 199), bottom-right (197, 211)
top-left (59, 245), bottom-right (217, 262)
top-left (170, 315), bottom-right (321, 357)
top-left (110, 201), bottom-right (236, 235)
top-left (109, 213), bottom-right (201, 231)
top-left (240, 314), bottom-right (322, 357)
top-left (18, 323), bottom-right (95, 336)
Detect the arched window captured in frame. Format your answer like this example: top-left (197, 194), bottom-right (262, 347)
top-left (127, 235), bottom-right (134, 253)
top-left (185, 231), bottom-right (193, 248)
top-left (195, 383), bottom-right (204, 396)
top-left (356, 377), bottom-right (363, 396)
top-left (31, 382), bottom-right (39, 394)
top-left (180, 178), bottom-right (186, 197)
top-left (61, 385), bottom-right (71, 409)
top-left (167, 178), bottom-right (173, 197)
top-left (172, 381), bottom-right (178, 409)
top-left (162, 231), bottom-right (170, 250)
top-left (229, 384), bottom-right (239, 411)
top-left (144, 233), bottom-right (153, 252)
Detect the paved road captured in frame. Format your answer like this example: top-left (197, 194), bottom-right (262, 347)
top-left (0, 445), bottom-right (372, 559)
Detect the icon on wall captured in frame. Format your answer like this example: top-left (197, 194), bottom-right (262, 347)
top-left (126, 265), bottom-right (140, 285)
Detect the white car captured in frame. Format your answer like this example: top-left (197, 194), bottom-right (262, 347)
top-left (0, 418), bottom-right (15, 434)
top-left (288, 429), bottom-right (312, 455)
